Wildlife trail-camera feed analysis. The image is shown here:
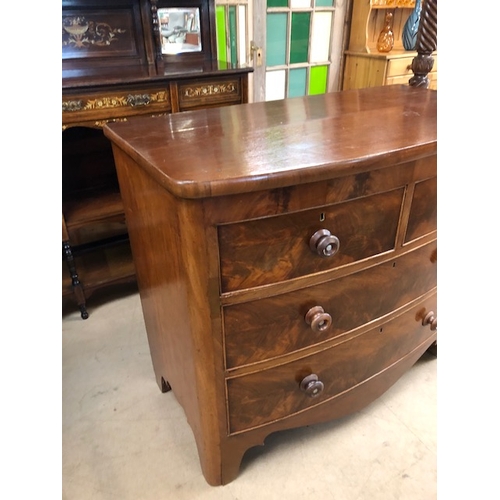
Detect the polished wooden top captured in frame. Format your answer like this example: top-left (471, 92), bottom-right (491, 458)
top-left (104, 85), bottom-right (437, 199)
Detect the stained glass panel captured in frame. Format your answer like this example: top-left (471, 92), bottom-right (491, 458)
top-left (309, 65), bottom-right (328, 94)
top-left (288, 68), bottom-right (307, 97)
top-left (266, 70), bottom-right (286, 100)
top-left (310, 12), bottom-right (332, 62)
top-left (290, 12), bottom-right (310, 64)
top-left (268, 0), bottom-right (288, 7)
top-left (267, 13), bottom-right (288, 66)
top-left (215, 6), bottom-right (227, 63)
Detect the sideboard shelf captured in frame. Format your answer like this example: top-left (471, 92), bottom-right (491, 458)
top-left (63, 190), bottom-right (124, 230)
top-left (62, 0), bottom-right (252, 318)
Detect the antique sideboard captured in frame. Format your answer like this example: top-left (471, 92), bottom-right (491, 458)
top-left (62, 0), bottom-right (252, 318)
top-left (104, 84), bottom-right (437, 485)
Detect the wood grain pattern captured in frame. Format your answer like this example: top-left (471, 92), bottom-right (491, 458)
top-left (223, 240), bottom-right (436, 368)
top-left (104, 85), bottom-right (437, 486)
top-left (226, 294), bottom-right (437, 433)
top-left (405, 176), bottom-right (437, 242)
top-left (219, 188), bottom-right (403, 291)
top-left (104, 85), bottom-right (437, 199)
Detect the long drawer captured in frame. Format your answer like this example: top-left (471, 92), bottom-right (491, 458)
top-left (62, 87), bottom-right (172, 125)
top-left (218, 188), bottom-right (404, 292)
top-left (226, 293), bottom-right (437, 434)
top-left (386, 55), bottom-right (438, 78)
top-left (223, 240), bottom-right (437, 369)
top-left (178, 78), bottom-right (244, 110)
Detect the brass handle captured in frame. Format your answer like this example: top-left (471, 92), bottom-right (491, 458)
top-left (309, 229), bottom-right (340, 258)
top-left (422, 311), bottom-right (437, 331)
top-left (305, 306), bottom-right (332, 333)
top-left (126, 94), bottom-right (151, 107)
top-left (300, 374), bottom-right (324, 398)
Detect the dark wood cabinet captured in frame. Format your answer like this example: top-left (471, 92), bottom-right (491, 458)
top-left (62, 0), bottom-right (252, 318)
top-left (104, 85), bottom-right (437, 485)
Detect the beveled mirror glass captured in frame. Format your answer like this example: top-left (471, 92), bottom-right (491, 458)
top-left (158, 8), bottom-right (202, 55)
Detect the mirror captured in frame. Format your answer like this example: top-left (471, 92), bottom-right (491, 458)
top-left (158, 8), bottom-right (202, 55)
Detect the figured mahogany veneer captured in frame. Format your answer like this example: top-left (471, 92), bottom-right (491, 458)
top-left (226, 293), bottom-right (437, 434)
top-left (223, 241), bottom-right (437, 369)
top-left (104, 85), bottom-right (437, 486)
top-left (218, 188), bottom-right (404, 292)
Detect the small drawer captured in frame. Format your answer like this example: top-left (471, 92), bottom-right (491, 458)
top-left (218, 188), bottom-right (404, 292)
top-left (386, 57), bottom-right (415, 78)
top-left (223, 240), bottom-right (437, 368)
top-left (178, 78), bottom-right (243, 110)
top-left (226, 294), bottom-right (437, 434)
top-left (405, 176), bottom-right (437, 242)
top-left (62, 87), bottom-right (171, 125)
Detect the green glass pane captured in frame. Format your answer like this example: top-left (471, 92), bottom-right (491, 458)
top-left (268, 0), bottom-right (288, 7)
top-left (215, 6), bottom-right (227, 63)
top-left (315, 0), bottom-right (334, 6)
top-left (288, 68), bottom-right (307, 98)
top-left (290, 12), bottom-right (310, 64)
top-left (229, 6), bottom-right (237, 64)
top-left (309, 65), bottom-right (328, 95)
top-left (266, 13), bottom-right (287, 66)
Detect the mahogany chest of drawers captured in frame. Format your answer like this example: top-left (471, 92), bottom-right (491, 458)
top-left (104, 85), bottom-right (437, 486)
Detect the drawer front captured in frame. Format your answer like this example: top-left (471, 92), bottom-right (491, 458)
top-left (386, 71), bottom-right (437, 87)
top-left (386, 55), bottom-right (437, 85)
top-left (405, 176), bottom-right (437, 242)
top-left (386, 57), bottom-right (414, 78)
top-left (178, 78), bottom-right (243, 110)
top-left (386, 55), bottom-right (437, 78)
top-left (226, 294), bottom-right (437, 434)
top-left (223, 240), bottom-right (437, 368)
top-left (218, 188), bottom-right (404, 292)
top-left (62, 87), bottom-right (171, 125)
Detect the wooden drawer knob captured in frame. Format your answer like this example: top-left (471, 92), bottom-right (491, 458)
top-left (300, 374), bottom-right (324, 398)
top-left (305, 306), bottom-right (332, 333)
top-left (309, 229), bottom-right (340, 257)
top-left (422, 311), bottom-right (437, 331)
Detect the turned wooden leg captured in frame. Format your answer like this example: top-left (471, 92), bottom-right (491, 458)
top-left (63, 241), bottom-right (89, 320)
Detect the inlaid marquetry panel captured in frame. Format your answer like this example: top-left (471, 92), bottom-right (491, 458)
top-left (178, 79), bottom-right (242, 109)
top-left (62, 88), bottom-right (171, 126)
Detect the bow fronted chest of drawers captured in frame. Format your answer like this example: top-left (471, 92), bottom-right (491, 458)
top-left (104, 84), bottom-right (437, 486)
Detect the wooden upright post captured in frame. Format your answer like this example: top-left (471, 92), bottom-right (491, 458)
top-left (409, 0), bottom-right (438, 88)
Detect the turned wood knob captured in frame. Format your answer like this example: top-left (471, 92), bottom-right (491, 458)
top-left (300, 374), bottom-right (324, 398)
top-left (305, 306), bottom-right (332, 333)
top-left (422, 311), bottom-right (437, 331)
top-left (309, 229), bottom-right (340, 257)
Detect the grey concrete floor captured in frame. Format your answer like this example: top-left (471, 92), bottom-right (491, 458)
top-left (62, 284), bottom-right (437, 500)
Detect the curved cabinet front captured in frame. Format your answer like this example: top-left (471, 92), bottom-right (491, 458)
top-left (226, 294), bottom-right (437, 434)
top-left (223, 240), bottom-right (437, 369)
